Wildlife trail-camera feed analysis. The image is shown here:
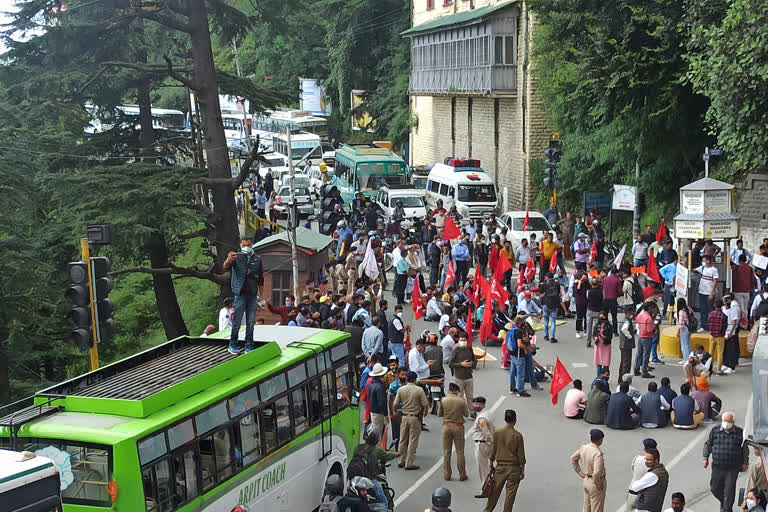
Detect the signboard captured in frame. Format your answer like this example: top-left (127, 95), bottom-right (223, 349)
top-left (704, 189), bottom-right (732, 214)
top-left (675, 219), bottom-right (739, 239)
top-left (350, 90), bottom-right (376, 132)
top-left (681, 191), bottom-right (704, 215)
top-left (299, 78), bottom-right (332, 115)
top-left (584, 192), bottom-right (611, 217)
top-left (674, 263), bottom-right (689, 297)
top-left (612, 184), bottom-right (636, 211)
top-left (754, 254), bottom-right (768, 271)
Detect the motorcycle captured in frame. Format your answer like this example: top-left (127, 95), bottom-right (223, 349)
top-left (382, 237), bottom-right (396, 272)
top-left (420, 377), bottom-right (445, 416)
top-left (603, 241), bottom-right (622, 268)
top-left (369, 460), bottom-right (395, 512)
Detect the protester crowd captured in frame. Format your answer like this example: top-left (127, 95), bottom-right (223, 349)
top-left (217, 197), bottom-right (768, 512)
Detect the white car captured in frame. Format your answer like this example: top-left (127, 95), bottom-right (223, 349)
top-left (273, 186), bottom-right (314, 219)
top-left (493, 211), bottom-right (555, 247)
top-left (375, 186), bottom-right (427, 223)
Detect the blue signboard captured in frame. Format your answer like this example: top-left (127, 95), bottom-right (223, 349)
top-left (584, 192), bottom-right (611, 217)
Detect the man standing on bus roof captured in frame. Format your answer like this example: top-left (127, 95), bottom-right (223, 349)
top-left (223, 235), bottom-right (264, 355)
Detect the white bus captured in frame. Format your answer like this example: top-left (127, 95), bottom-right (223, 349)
top-left (85, 104), bottom-right (186, 134)
top-left (0, 450), bottom-right (62, 511)
top-left (272, 131), bottom-right (323, 166)
top-left (252, 109), bottom-right (329, 141)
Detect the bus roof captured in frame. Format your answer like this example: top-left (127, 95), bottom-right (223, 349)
top-left (272, 131), bottom-right (321, 142)
top-left (336, 143), bottom-right (405, 163)
top-left (0, 450), bottom-right (58, 492)
top-left (2, 327), bottom-right (349, 444)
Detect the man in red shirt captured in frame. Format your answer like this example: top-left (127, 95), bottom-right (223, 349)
top-left (634, 307), bottom-right (656, 378)
top-left (706, 299), bottom-right (728, 375)
top-left (732, 253), bottom-right (756, 324)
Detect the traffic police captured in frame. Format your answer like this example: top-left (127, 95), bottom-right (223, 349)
top-left (471, 396), bottom-right (495, 498)
top-left (483, 409), bottom-right (526, 512)
top-left (570, 429), bottom-right (607, 512)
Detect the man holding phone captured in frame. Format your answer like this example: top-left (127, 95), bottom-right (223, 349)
top-left (223, 235), bottom-right (264, 355)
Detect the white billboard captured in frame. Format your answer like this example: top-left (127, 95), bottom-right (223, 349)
top-left (299, 78), bottom-right (331, 115)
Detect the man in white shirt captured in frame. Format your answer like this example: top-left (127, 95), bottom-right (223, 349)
top-left (361, 317), bottom-right (385, 359)
top-left (426, 294), bottom-right (444, 321)
top-left (517, 291), bottom-right (542, 317)
top-left (721, 296), bottom-right (741, 373)
top-left (408, 338), bottom-right (432, 380)
top-left (628, 448), bottom-right (669, 512)
top-left (663, 491), bottom-right (694, 512)
top-left (440, 328), bottom-right (457, 364)
top-left (692, 255), bottom-right (719, 329)
top-left (751, 281), bottom-right (768, 320)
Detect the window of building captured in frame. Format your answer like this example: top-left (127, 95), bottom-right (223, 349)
top-left (271, 271), bottom-right (292, 305)
top-left (443, 0), bottom-right (452, 5)
top-left (427, 0), bottom-right (434, 10)
top-left (494, 35), bottom-right (516, 65)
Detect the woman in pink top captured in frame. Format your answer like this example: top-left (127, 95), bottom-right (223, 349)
top-left (676, 297), bottom-right (693, 361)
top-left (594, 312), bottom-right (613, 378)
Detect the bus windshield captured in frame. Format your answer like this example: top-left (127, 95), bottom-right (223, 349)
top-left (158, 113), bottom-right (186, 130)
top-left (457, 184), bottom-right (497, 203)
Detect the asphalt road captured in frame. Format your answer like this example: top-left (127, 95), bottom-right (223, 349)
top-left (376, 272), bottom-right (754, 512)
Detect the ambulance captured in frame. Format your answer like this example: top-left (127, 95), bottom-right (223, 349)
top-left (424, 158), bottom-right (498, 221)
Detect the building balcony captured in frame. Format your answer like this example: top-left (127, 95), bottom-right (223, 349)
top-left (409, 64), bottom-right (516, 96)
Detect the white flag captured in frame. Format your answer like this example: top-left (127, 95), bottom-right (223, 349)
top-left (614, 244), bottom-right (627, 270)
top-left (362, 239), bottom-right (379, 281)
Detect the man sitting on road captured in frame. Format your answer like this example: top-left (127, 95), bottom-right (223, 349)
top-left (584, 380), bottom-right (611, 425)
top-left (690, 376), bottom-right (722, 424)
top-left (605, 381), bottom-right (640, 430)
top-left (563, 379), bottom-right (588, 420)
top-left (636, 381), bottom-right (671, 429)
top-left (671, 382), bottom-right (704, 430)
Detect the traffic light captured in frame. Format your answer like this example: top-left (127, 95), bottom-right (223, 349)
top-left (65, 261), bottom-right (93, 350)
top-left (319, 184), bottom-right (340, 235)
top-left (543, 138), bottom-right (562, 190)
top-left (91, 257), bottom-right (115, 343)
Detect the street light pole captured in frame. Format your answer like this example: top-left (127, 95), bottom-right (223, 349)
top-left (287, 127), bottom-right (299, 299)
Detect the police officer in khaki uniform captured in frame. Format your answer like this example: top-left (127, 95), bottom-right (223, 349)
top-left (471, 396), bottom-right (495, 498)
top-left (438, 382), bottom-right (470, 481)
top-left (570, 429), bottom-right (607, 512)
top-left (393, 370), bottom-right (429, 470)
top-left (483, 409), bottom-right (526, 512)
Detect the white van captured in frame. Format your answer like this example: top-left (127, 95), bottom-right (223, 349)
top-left (425, 159), bottom-right (498, 221)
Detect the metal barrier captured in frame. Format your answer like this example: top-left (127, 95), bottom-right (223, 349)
top-left (241, 189), bottom-right (281, 234)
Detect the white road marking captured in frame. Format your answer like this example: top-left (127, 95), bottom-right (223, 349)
top-left (393, 394), bottom-right (507, 507)
top-left (571, 363), bottom-right (589, 368)
top-left (613, 391), bottom-right (755, 512)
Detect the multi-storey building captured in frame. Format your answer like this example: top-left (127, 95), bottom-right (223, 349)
top-left (403, 0), bottom-right (550, 209)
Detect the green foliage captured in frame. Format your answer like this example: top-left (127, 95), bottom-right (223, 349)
top-left (529, 0), bottom-right (712, 207)
top-left (686, 0), bottom-right (768, 173)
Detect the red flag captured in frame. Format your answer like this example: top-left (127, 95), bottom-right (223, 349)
top-left (550, 357), bottom-right (573, 405)
top-left (405, 332), bottom-right (411, 351)
top-left (515, 269), bottom-right (526, 293)
top-left (491, 278), bottom-right (509, 307)
top-left (442, 216), bottom-right (461, 240)
top-left (444, 260), bottom-right (456, 289)
top-left (524, 258), bottom-right (536, 282)
top-left (494, 251), bottom-right (513, 282)
top-left (465, 308), bottom-right (473, 347)
top-left (549, 250), bottom-right (558, 273)
top-left (588, 239), bottom-right (597, 266)
top-left (480, 284), bottom-right (494, 343)
top-left (522, 210), bottom-right (530, 232)
top-left (475, 272), bottom-right (490, 304)
top-left (656, 219), bottom-right (668, 244)
top-left (412, 276), bottom-right (424, 320)
top-left (646, 248), bottom-right (662, 283)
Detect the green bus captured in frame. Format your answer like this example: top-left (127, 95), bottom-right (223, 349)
top-left (0, 326), bottom-right (359, 512)
top-left (332, 143), bottom-right (408, 204)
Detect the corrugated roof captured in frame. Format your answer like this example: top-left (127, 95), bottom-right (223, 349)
top-left (253, 227), bottom-right (332, 252)
top-left (679, 177), bottom-right (734, 191)
top-left (401, 0), bottom-right (518, 36)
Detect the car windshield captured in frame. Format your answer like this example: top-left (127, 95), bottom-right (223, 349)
top-left (322, 143), bottom-right (334, 153)
top-left (278, 187), bottom-right (310, 197)
top-left (390, 196), bottom-right (424, 208)
top-left (412, 177), bottom-right (428, 189)
top-left (511, 217), bottom-right (550, 231)
top-left (457, 184), bottom-right (497, 202)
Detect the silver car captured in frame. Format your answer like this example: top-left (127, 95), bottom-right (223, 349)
top-left (273, 186), bottom-right (315, 219)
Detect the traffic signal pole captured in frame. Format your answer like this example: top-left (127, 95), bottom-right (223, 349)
top-left (80, 238), bottom-right (100, 370)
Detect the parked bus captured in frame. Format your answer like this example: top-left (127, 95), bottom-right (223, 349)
top-left (332, 143), bottom-right (409, 204)
top-left (0, 450), bottom-right (62, 511)
top-left (85, 104), bottom-right (186, 134)
top-left (0, 326), bottom-right (358, 512)
top-left (252, 109), bottom-right (329, 141)
top-left (272, 131), bottom-right (322, 166)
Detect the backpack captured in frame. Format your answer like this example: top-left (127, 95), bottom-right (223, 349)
top-left (685, 307), bottom-right (699, 332)
top-left (505, 326), bottom-right (519, 353)
top-left (630, 277), bottom-right (644, 305)
top-left (318, 496), bottom-right (342, 512)
top-left (346, 444), bottom-right (374, 480)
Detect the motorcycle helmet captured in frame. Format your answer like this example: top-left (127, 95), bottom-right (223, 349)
top-left (432, 487), bottom-right (451, 507)
top-left (350, 476), bottom-right (375, 497)
top-left (325, 474), bottom-right (344, 496)
top-left (337, 220), bottom-right (347, 229)
top-left (363, 423), bottom-right (380, 445)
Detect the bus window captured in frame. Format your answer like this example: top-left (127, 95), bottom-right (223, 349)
top-left (169, 449), bottom-right (198, 505)
top-left (331, 342), bottom-right (349, 362)
top-left (287, 364), bottom-right (307, 388)
top-left (199, 428), bottom-right (233, 489)
top-left (234, 413), bottom-right (262, 466)
top-left (194, 402), bottom-right (228, 436)
top-left (439, 183), bottom-right (449, 196)
top-left (142, 459), bottom-right (173, 511)
top-left (138, 432), bottom-right (167, 465)
top-left (335, 364), bottom-right (352, 408)
top-left (320, 373), bottom-right (334, 417)
top-left (260, 405), bottom-right (278, 453)
top-left (260, 374), bottom-right (287, 401)
top-left (228, 386), bottom-right (259, 418)
top-left (291, 388), bottom-right (309, 435)
top-left (167, 419), bottom-right (194, 451)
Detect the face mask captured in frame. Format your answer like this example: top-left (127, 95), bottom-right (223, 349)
top-left (241, 245), bottom-right (253, 255)
top-left (722, 421), bottom-right (734, 430)
top-left (459, 341), bottom-right (467, 347)
top-left (285, 300), bottom-right (291, 307)
top-left (397, 312), bottom-right (403, 318)
top-left (747, 499), bottom-right (757, 510)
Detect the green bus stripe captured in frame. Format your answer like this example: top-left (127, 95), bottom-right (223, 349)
top-left (0, 461), bottom-right (55, 484)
